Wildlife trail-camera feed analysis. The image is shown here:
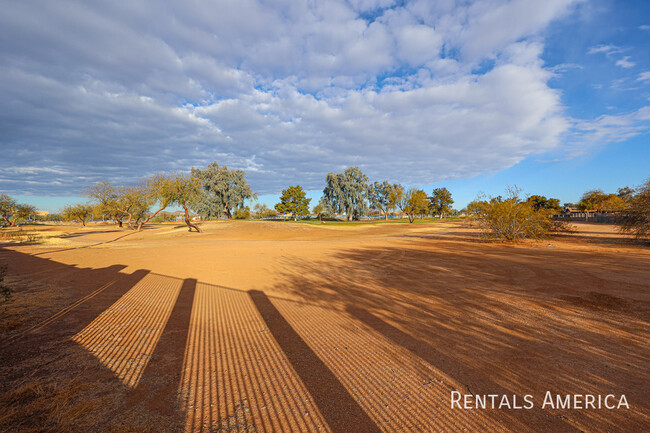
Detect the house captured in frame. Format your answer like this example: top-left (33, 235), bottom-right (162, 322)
top-left (554, 208), bottom-right (617, 223)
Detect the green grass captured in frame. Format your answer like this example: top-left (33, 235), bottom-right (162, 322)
top-left (257, 217), bottom-right (463, 226)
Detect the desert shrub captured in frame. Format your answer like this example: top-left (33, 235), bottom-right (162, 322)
top-left (233, 207), bottom-right (251, 220)
top-left (470, 188), bottom-right (567, 241)
top-left (1, 264), bottom-right (12, 306)
top-left (618, 180), bottom-right (650, 240)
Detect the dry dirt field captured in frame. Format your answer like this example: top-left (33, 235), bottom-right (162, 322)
top-left (0, 220), bottom-right (648, 433)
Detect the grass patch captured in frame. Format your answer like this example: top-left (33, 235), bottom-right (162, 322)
top-left (258, 217), bottom-right (463, 226)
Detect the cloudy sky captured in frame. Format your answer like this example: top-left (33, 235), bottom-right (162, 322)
top-left (1, 0), bottom-right (649, 210)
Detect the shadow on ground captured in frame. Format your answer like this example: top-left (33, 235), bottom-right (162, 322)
top-left (0, 239), bottom-right (648, 433)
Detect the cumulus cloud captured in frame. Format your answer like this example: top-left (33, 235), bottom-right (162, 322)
top-left (0, 0), bottom-right (620, 196)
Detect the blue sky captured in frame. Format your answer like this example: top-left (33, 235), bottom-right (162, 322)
top-left (2, 0), bottom-right (649, 212)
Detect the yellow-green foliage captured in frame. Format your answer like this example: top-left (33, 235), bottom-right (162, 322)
top-left (469, 188), bottom-right (567, 241)
top-left (618, 180), bottom-right (650, 239)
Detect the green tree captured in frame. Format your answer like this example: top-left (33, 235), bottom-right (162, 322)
top-left (369, 181), bottom-right (400, 220)
top-left (191, 162), bottom-right (255, 219)
top-left (579, 189), bottom-right (628, 220)
top-left (0, 194), bottom-right (36, 227)
top-left (312, 201), bottom-right (326, 222)
top-left (63, 203), bottom-right (94, 226)
top-left (233, 207), bottom-right (251, 219)
top-left (617, 186), bottom-right (635, 202)
top-left (117, 185), bottom-right (152, 228)
top-left (618, 180), bottom-right (650, 240)
top-left (404, 188), bottom-right (429, 223)
top-left (137, 173), bottom-right (201, 232)
top-left (387, 184), bottom-right (406, 216)
top-left (322, 167), bottom-right (369, 221)
top-left (526, 195), bottom-right (561, 212)
top-left (86, 180), bottom-right (124, 226)
top-left (429, 187), bottom-right (454, 218)
top-left (275, 185), bottom-right (311, 221)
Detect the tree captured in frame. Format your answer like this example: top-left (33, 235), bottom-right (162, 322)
top-left (135, 173), bottom-right (201, 232)
top-left (63, 203), bottom-right (94, 226)
top-left (154, 173), bottom-right (202, 232)
top-left (526, 195), bottom-right (561, 212)
top-left (388, 184), bottom-right (406, 216)
top-left (429, 187), bottom-right (454, 218)
top-left (618, 180), bottom-right (650, 240)
top-left (579, 189), bottom-right (627, 220)
top-left (0, 194), bottom-right (36, 227)
top-left (253, 203), bottom-right (277, 218)
top-left (86, 180), bottom-right (124, 226)
top-left (617, 186), bottom-right (635, 202)
top-left (369, 181), bottom-right (400, 220)
top-left (233, 207), bottom-right (251, 219)
top-left (117, 185), bottom-right (152, 228)
top-left (322, 167), bottom-right (369, 221)
top-left (191, 162), bottom-right (255, 219)
top-left (275, 185), bottom-right (311, 221)
top-left (312, 202), bottom-right (326, 222)
top-left (136, 175), bottom-right (174, 230)
top-left (404, 188), bottom-right (429, 223)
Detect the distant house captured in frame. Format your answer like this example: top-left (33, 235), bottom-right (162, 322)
top-left (554, 207), bottom-right (616, 223)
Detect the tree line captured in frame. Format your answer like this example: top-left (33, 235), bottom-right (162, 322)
top-left (276, 167), bottom-right (455, 223)
top-left (1, 164), bottom-right (648, 240)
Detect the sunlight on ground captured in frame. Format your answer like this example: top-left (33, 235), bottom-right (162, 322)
top-left (72, 274), bottom-right (183, 388)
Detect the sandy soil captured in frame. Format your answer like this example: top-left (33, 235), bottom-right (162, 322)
top-left (0, 220), bottom-right (648, 432)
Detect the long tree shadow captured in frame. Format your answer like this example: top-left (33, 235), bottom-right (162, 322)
top-left (271, 240), bottom-right (650, 433)
top-left (1, 249), bottom-right (374, 433)
top-left (3, 242), bottom-right (648, 433)
top-left (249, 290), bottom-right (380, 433)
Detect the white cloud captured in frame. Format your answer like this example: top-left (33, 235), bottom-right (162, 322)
top-left (567, 106), bottom-right (650, 156)
top-left (637, 71), bottom-right (650, 81)
top-left (615, 56), bottom-right (635, 68)
top-left (0, 0), bottom-right (634, 196)
top-left (587, 44), bottom-right (623, 55)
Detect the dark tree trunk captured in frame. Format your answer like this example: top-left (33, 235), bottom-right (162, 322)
top-left (182, 202), bottom-right (201, 233)
top-left (117, 219), bottom-right (123, 227)
top-left (138, 205), bottom-right (167, 231)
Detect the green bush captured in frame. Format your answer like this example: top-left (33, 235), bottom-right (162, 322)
top-left (469, 188), bottom-right (568, 241)
top-left (233, 207), bottom-right (251, 220)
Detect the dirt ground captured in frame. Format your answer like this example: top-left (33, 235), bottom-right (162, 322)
top-left (0, 220), bottom-right (648, 433)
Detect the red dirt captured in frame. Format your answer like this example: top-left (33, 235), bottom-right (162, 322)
top-left (0, 220), bottom-right (648, 432)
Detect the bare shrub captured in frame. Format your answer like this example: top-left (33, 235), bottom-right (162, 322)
top-left (469, 187), bottom-right (568, 241)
